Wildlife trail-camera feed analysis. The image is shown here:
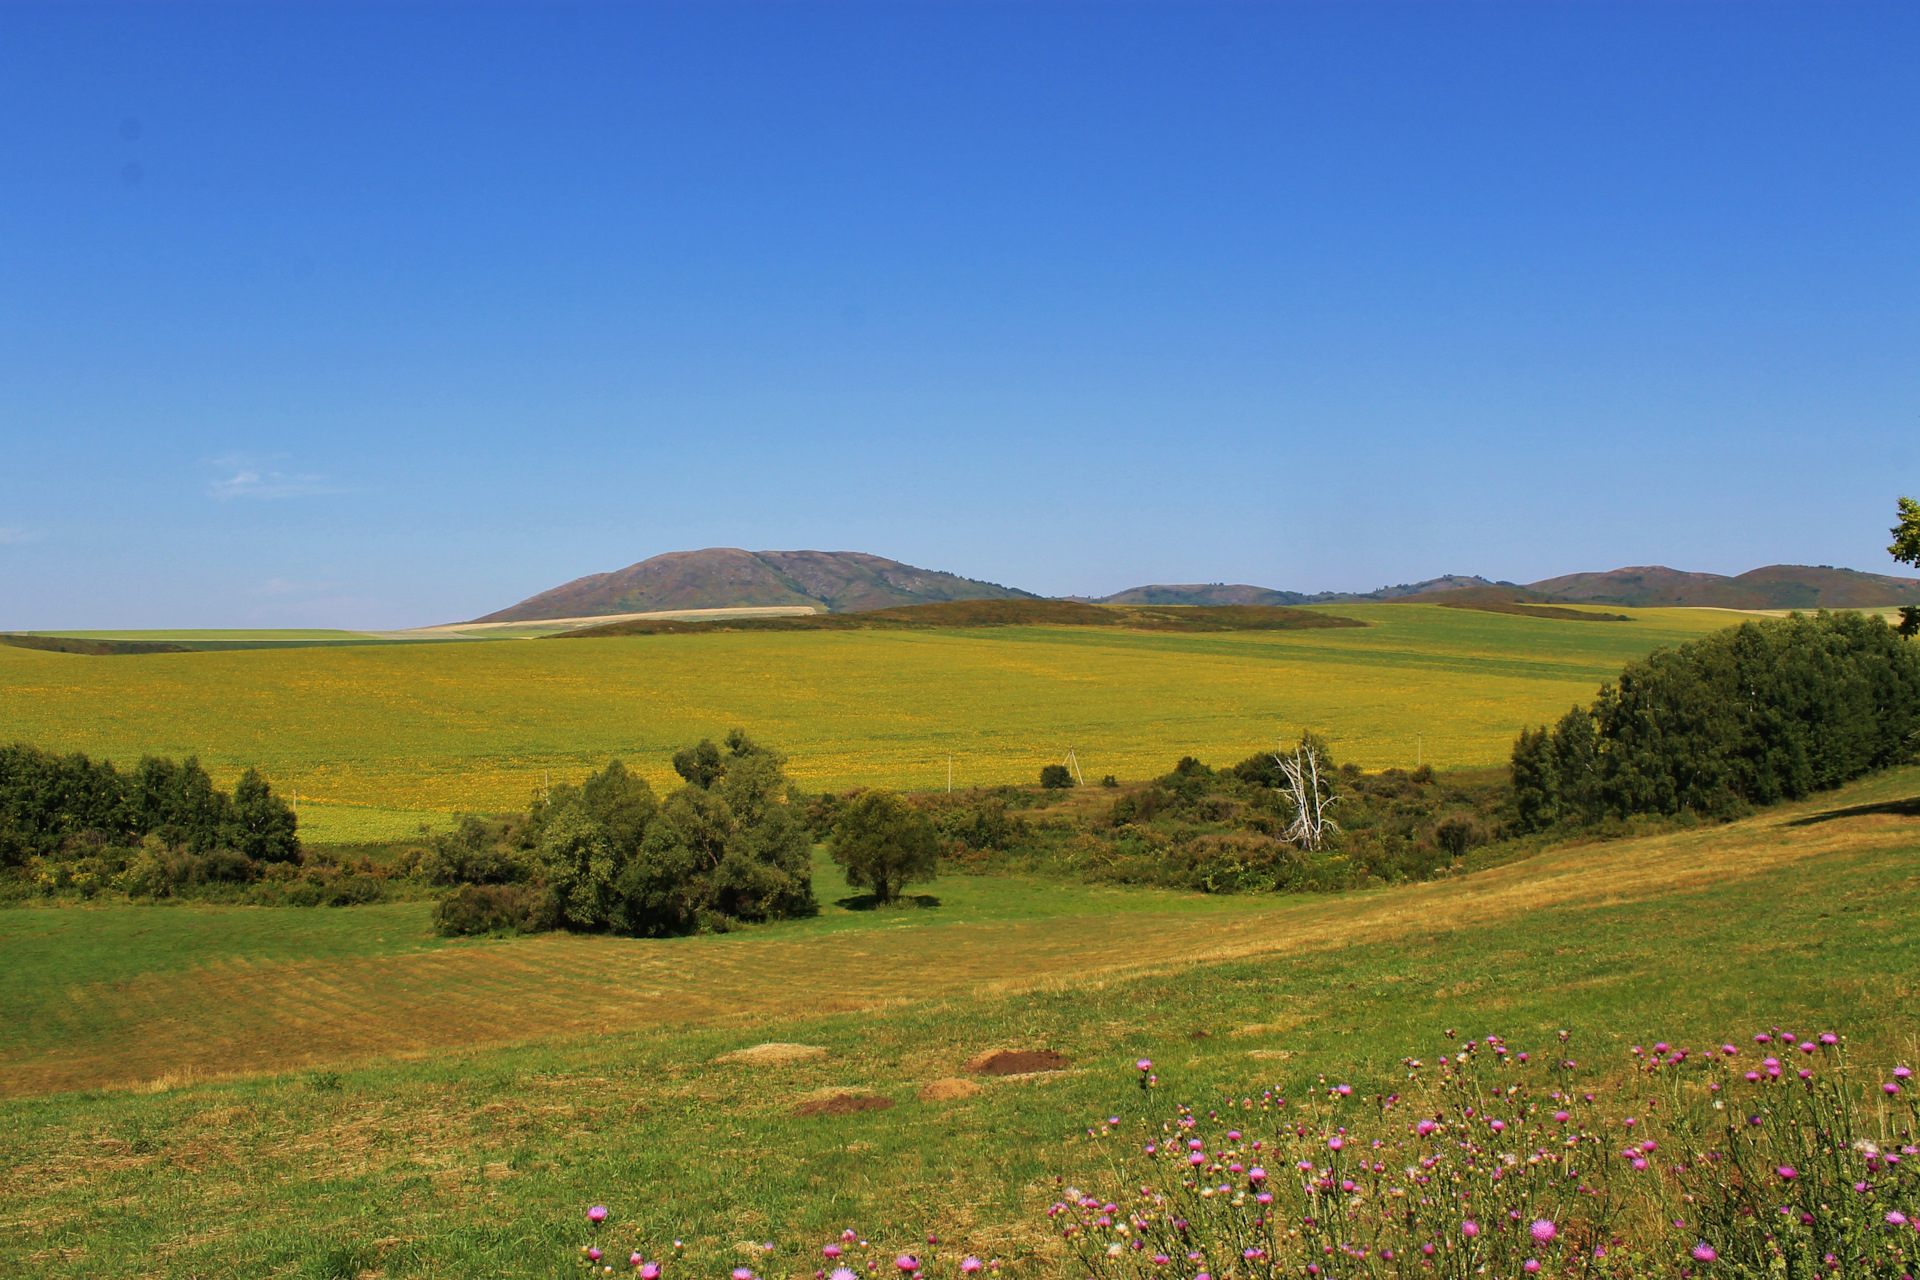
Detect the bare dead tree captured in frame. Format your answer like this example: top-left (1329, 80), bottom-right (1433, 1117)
top-left (1277, 739), bottom-right (1342, 851)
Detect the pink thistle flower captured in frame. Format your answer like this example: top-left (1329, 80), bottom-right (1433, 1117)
top-left (1136, 1059), bottom-right (1152, 1071)
top-left (831, 1271), bottom-right (857, 1280)
top-left (1886, 1083), bottom-right (1902, 1096)
top-left (1691, 1244), bottom-right (1718, 1262)
top-left (641, 1266), bottom-right (661, 1280)
top-left (1820, 1033), bottom-right (1838, 1045)
top-left (1328, 1136), bottom-right (1344, 1150)
top-left (1530, 1220), bottom-right (1557, 1243)
top-left (1777, 1165), bottom-right (1798, 1180)
top-left (734, 1269), bottom-right (755, 1280)
top-left (589, 1250), bottom-right (603, 1262)
top-left (894, 1257), bottom-right (919, 1273)
top-left (588, 1206), bottom-right (609, 1224)
top-left (1249, 1166), bottom-right (1267, 1182)
top-left (1523, 1261), bottom-right (1540, 1274)
top-left (1553, 1110), bottom-right (1570, 1123)
top-left (824, 1246), bottom-right (842, 1260)
top-left (960, 1261), bottom-right (983, 1275)
top-left (1462, 1220), bottom-right (1480, 1238)
top-left (1887, 1212), bottom-right (1909, 1227)
top-left (1895, 1065), bottom-right (1912, 1078)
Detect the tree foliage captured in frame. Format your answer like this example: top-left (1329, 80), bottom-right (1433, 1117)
top-left (1510, 610), bottom-right (1920, 831)
top-left (830, 789), bottom-right (940, 904)
top-left (1889, 495), bottom-right (1920, 567)
top-left (498, 730), bottom-right (814, 937)
top-left (0, 743), bottom-right (299, 868)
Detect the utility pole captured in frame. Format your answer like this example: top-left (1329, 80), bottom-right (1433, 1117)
top-left (1417, 735), bottom-right (1422, 768)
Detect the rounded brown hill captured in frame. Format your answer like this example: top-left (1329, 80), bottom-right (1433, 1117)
top-left (968, 1049), bottom-right (1070, 1076)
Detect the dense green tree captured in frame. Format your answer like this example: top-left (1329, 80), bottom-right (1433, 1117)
top-left (831, 789), bottom-right (939, 904)
top-left (227, 767), bottom-right (300, 862)
top-left (672, 739), bottom-right (725, 789)
top-left (1039, 764), bottom-right (1075, 789)
top-left (535, 806), bottom-right (622, 929)
top-left (580, 759), bottom-right (656, 852)
top-left (1510, 610), bottom-right (1920, 831)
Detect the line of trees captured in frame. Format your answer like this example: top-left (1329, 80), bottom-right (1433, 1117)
top-left (1509, 610), bottom-right (1920, 830)
top-left (0, 743), bottom-right (299, 867)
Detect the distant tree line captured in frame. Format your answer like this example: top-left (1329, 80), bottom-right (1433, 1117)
top-left (0, 743), bottom-right (299, 868)
top-left (1509, 610), bottom-right (1920, 831)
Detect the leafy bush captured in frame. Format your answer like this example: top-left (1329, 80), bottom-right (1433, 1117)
top-left (1512, 611), bottom-right (1920, 830)
top-left (1041, 764), bottom-right (1077, 789)
top-left (433, 883), bottom-right (553, 936)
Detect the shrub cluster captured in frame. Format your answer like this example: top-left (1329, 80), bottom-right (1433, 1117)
top-left (806, 740), bottom-right (1510, 897)
top-left (1510, 611), bottom-right (1920, 831)
top-left (429, 730), bottom-right (815, 937)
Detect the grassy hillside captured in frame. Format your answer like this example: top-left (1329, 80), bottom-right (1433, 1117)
top-left (0, 605), bottom-right (1742, 841)
top-left (2, 767), bottom-right (1915, 1277)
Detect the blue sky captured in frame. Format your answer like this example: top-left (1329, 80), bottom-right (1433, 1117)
top-left (2, 2), bottom-right (1916, 629)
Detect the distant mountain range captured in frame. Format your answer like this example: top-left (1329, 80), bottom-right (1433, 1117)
top-left (472, 551), bottom-right (1920, 624)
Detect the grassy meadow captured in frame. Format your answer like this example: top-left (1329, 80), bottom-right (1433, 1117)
top-left (0, 605), bottom-right (1741, 842)
top-left (2, 766), bottom-right (1917, 1277)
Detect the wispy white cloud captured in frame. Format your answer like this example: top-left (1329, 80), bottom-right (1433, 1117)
top-left (207, 454), bottom-right (335, 500)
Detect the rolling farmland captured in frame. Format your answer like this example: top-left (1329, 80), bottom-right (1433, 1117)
top-left (0, 605), bottom-right (1742, 841)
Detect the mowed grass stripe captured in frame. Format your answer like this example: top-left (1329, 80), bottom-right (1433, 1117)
top-left (8, 767), bottom-right (1916, 1098)
top-left (0, 606), bottom-right (1740, 821)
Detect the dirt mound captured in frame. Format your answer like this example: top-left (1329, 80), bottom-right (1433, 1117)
top-left (966, 1049), bottom-right (1070, 1076)
top-left (794, 1093), bottom-right (894, 1117)
top-left (713, 1043), bottom-right (827, 1066)
top-left (917, 1077), bottom-right (984, 1102)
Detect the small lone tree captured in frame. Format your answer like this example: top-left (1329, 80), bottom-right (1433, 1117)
top-left (1039, 763), bottom-right (1075, 789)
top-left (830, 789), bottom-right (939, 904)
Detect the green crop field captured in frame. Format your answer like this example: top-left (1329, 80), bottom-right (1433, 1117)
top-left (0, 605), bottom-right (1741, 843)
top-left (2, 767), bottom-right (1917, 1278)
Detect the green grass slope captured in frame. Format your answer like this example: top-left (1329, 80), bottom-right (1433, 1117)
top-left (1, 768), bottom-right (1916, 1277)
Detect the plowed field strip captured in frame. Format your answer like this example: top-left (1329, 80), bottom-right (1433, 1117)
top-left (7, 792), bottom-right (1910, 1098)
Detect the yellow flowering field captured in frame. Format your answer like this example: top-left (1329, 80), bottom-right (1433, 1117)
top-left (0, 605), bottom-right (1740, 839)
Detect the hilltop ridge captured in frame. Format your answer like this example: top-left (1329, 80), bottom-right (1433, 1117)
top-left (474, 549), bottom-right (1038, 623)
top-left (473, 552), bottom-right (1920, 627)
